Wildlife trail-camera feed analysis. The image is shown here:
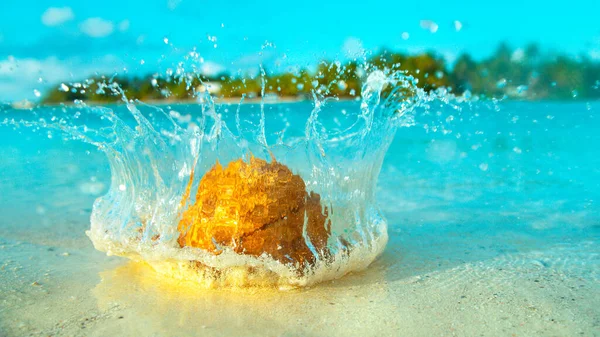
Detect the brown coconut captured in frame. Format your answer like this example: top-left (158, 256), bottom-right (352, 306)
top-left (177, 157), bottom-right (331, 268)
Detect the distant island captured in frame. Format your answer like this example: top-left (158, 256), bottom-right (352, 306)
top-left (41, 43), bottom-right (600, 105)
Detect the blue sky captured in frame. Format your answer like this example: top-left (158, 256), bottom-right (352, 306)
top-left (1, 0), bottom-right (599, 101)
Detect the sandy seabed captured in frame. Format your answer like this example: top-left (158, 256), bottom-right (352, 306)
top-left (1, 216), bottom-right (598, 337)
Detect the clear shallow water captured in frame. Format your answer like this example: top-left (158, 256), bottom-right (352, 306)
top-left (1, 101), bottom-right (599, 336)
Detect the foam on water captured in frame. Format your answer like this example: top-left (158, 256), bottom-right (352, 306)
top-left (2, 68), bottom-right (441, 288)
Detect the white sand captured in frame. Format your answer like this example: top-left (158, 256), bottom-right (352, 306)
top-left (1, 223), bottom-right (598, 337)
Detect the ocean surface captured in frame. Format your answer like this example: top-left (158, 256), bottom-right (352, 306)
top-left (0, 100), bottom-right (599, 336)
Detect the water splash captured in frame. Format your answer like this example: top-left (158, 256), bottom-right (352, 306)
top-left (1, 66), bottom-right (447, 288)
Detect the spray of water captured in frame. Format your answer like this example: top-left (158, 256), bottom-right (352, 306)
top-left (1, 59), bottom-right (461, 288)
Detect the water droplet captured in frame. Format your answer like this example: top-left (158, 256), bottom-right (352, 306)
top-left (163, 37), bottom-right (169, 44)
top-left (517, 85), bottom-right (528, 94)
top-left (420, 20), bottom-right (438, 33)
top-left (479, 163), bottom-right (489, 171)
top-left (33, 89), bottom-right (41, 97)
top-left (454, 20), bottom-right (463, 31)
top-left (401, 32), bottom-right (410, 40)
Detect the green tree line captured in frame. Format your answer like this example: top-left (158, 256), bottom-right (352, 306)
top-left (42, 43), bottom-right (600, 104)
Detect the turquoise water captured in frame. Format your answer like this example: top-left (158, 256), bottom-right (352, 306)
top-left (4, 101), bottom-right (597, 246)
top-left (0, 100), bottom-right (599, 335)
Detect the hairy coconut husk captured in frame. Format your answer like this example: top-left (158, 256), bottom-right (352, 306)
top-left (177, 157), bottom-right (331, 268)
